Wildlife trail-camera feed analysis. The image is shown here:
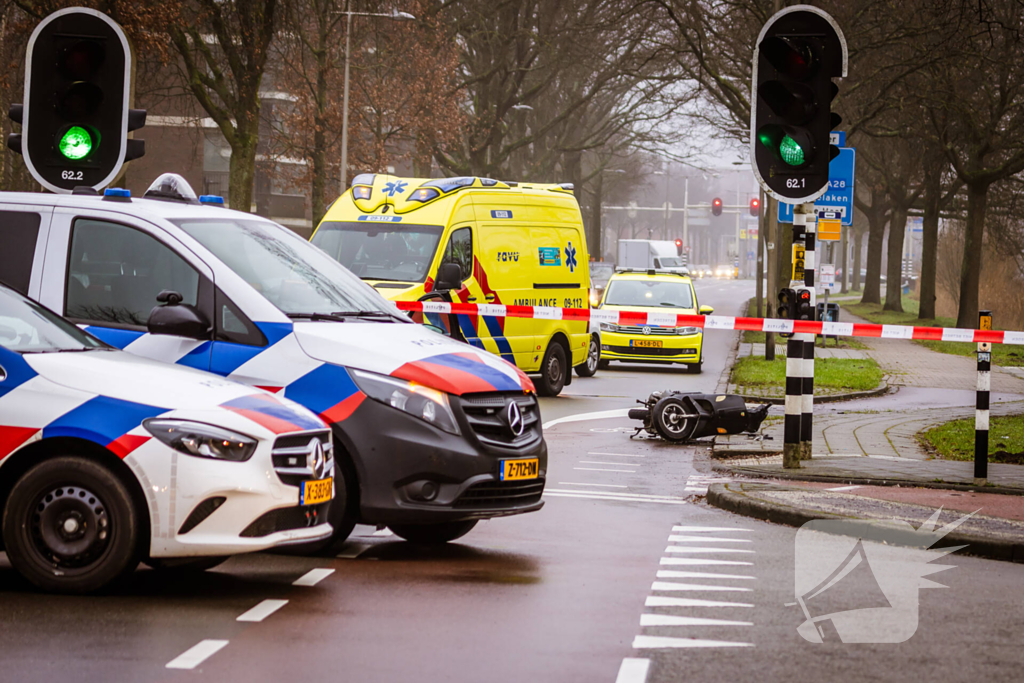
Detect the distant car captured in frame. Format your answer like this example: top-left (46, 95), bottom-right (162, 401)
top-left (589, 261), bottom-right (616, 307)
top-left (714, 265), bottom-right (734, 279)
top-left (692, 264), bottom-right (711, 278)
top-left (0, 284), bottom-right (333, 593)
top-left (595, 269), bottom-right (714, 373)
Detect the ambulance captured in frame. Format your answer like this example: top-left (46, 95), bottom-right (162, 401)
top-left (310, 175), bottom-right (593, 396)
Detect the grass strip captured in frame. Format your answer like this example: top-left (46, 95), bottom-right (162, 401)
top-left (731, 356), bottom-right (883, 392)
top-left (919, 415), bottom-right (1024, 464)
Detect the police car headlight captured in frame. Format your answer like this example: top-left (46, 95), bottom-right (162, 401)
top-left (351, 370), bottom-right (460, 435)
top-left (600, 323), bottom-right (619, 332)
top-left (676, 326), bottom-right (701, 336)
top-left (143, 419), bottom-right (257, 462)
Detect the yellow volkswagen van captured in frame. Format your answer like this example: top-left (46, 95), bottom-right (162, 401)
top-left (310, 175), bottom-right (591, 396)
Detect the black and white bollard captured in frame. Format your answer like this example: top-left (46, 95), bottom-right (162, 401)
top-left (784, 336), bottom-right (804, 468)
top-left (975, 310), bottom-right (992, 482)
top-left (801, 210), bottom-right (816, 460)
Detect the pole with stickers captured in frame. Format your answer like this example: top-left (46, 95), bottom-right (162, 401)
top-left (975, 310), bottom-right (993, 482)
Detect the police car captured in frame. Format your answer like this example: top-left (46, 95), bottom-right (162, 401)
top-left (0, 174), bottom-right (546, 550)
top-left (0, 284), bottom-right (333, 593)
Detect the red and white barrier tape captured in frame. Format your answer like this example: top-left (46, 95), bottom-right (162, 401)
top-left (395, 301), bottom-right (1023, 345)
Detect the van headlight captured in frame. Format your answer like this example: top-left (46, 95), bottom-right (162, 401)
top-left (676, 326), bottom-right (701, 336)
top-left (351, 369), bottom-right (460, 435)
top-left (600, 323), bottom-right (619, 332)
top-left (143, 419), bottom-right (258, 461)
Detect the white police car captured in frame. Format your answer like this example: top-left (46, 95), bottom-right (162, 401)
top-left (0, 284), bottom-right (333, 593)
top-left (1, 174), bottom-right (546, 550)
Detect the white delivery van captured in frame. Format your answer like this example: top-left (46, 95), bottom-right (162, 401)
top-left (617, 239), bottom-right (689, 274)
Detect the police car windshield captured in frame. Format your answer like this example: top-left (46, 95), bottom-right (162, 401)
top-left (173, 218), bottom-right (396, 316)
top-left (603, 279), bottom-right (694, 309)
top-left (0, 287), bottom-right (106, 353)
top-left (311, 221), bottom-right (442, 282)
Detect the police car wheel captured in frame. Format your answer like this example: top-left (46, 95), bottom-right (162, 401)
top-left (537, 342), bottom-right (568, 396)
top-left (3, 456), bottom-right (140, 594)
top-left (575, 336), bottom-right (600, 377)
top-left (389, 520), bottom-right (478, 545)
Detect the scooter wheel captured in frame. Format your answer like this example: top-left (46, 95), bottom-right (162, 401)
top-left (652, 397), bottom-right (694, 442)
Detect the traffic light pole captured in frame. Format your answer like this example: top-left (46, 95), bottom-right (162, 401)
top-left (797, 203), bottom-right (816, 460)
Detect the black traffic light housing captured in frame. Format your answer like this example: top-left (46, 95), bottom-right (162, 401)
top-left (712, 198), bottom-right (723, 216)
top-left (750, 198), bottom-right (760, 216)
top-left (750, 7), bottom-right (846, 203)
top-left (10, 8), bottom-right (145, 193)
top-left (674, 238), bottom-right (683, 256)
top-left (777, 287), bottom-right (796, 338)
top-left (796, 287), bottom-right (814, 320)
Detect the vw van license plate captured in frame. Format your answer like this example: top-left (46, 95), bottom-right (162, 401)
top-left (631, 339), bottom-right (663, 348)
top-left (500, 458), bottom-right (539, 481)
top-left (301, 477), bottom-right (333, 506)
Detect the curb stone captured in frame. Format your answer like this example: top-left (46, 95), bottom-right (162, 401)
top-left (707, 482), bottom-right (1024, 564)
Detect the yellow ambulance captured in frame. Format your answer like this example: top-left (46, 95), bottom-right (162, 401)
top-left (310, 174), bottom-right (592, 396)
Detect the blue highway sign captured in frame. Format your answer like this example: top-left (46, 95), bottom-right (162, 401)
top-left (778, 146), bottom-right (855, 226)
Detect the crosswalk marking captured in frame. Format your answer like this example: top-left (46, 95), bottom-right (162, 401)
top-left (557, 482), bottom-right (628, 488)
top-left (672, 526), bottom-right (750, 533)
top-left (656, 570), bottom-right (755, 581)
top-left (547, 489), bottom-right (686, 501)
top-left (667, 535), bottom-right (752, 543)
top-left (632, 635), bottom-right (754, 649)
top-left (646, 596), bottom-right (754, 608)
top-left (579, 460), bottom-right (640, 466)
top-left (640, 614), bottom-right (752, 627)
top-left (660, 557), bottom-right (753, 566)
top-left (545, 492), bottom-right (687, 505)
top-left (573, 467), bottom-right (636, 473)
top-left (652, 581), bottom-right (753, 593)
top-left (615, 658), bottom-right (651, 683)
top-left (664, 546), bottom-right (755, 554)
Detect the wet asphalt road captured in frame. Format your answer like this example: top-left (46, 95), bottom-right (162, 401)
top-left (2, 278), bottom-right (1023, 683)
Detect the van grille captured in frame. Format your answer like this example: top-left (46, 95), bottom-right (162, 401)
top-left (456, 392), bottom-right (541, 449)
top-left (453, 479), bottom-right (546, 509)
top-left (605, 345), bottom-right (697, 357)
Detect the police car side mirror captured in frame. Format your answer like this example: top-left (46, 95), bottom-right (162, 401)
top-left (148, 291), bottom-right (211, 340)
top-left (435, 263), bottom-right (463, 292)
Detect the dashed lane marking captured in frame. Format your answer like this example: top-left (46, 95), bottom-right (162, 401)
top-left (615, 658), bottom-right (651, 683)
top-left (589, 452), bottom-right (647, 457)
top-left (547, 489), bottom-right (687, 501)
top-left (337, 543), bottom-right (372, 559)
top-left (557, 482), bottom-right (628, 488)
top-left (293, 568), bottom-right (335, 586)
top-left (640, 614), bottom-right (752, 627)
top-left (667, 535), bottom-right (752, 543)
top-left (651, 581), bottom-right (753, 593)
top-left (573, 467), bottom-right (636, 473)
top-left (672, 526), bottom-right (750, 533)
top-left (579, 460), bottom-right (641, 466)
top-left (371, 528), bottom-right (394, 536)
top-left (545, 492), bottom-right (687, 505)
top-left (660, 557), bottom-right (752, 566)
top-left (632, 635), bottom-right (754, 649)
top-left (825, 485), bottom-right (863, 491)
top-left (664, 546), bottom-right (755, 554)
top-left (656, 570), bottom-right (755, 581)
top-left (236, 599), bottom-right (288, 623)
top-left (646, 596), bottom-right (754, 608)
top-left (166, 640), bottom-right (230, 670)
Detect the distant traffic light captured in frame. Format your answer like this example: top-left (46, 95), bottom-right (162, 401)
top-left (750, 7), bottom-right (846, 203)
top-left (10, 8), bottom-right (146, 193)
top-left (674, 238), bottom-right (683, 256)
top-left (712, 198), bottom-right (723, 216)
top-left (750, 198), bottom-right (760, 216)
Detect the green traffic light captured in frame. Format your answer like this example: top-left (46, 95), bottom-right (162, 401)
top-left (779, 135), bottom-right (805, 166)
top-left (59, 126), bottom-right (93, 160)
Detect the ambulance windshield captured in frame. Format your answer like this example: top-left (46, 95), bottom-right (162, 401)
top-left (311, 221), bottom-right (443, 283)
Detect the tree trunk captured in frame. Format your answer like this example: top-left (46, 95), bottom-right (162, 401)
top-left (589, 172), bottom-right (603, 261)
top-left (918, 164), bottom-right (941, 321)
top-left (839, 228), bottom-right (848, 294)
top-left (861, 193), bottom-right (886, 304)
top-left (311, 118), bottom-right (327, 225)
top-left (228, 131), bottom-right (258, 212)
top-left (955, 182), bottom-right (989, 328)
top-left (884, 205), bottom-right (907, 312)
top-left (852, 228), bottom-right (863, 291)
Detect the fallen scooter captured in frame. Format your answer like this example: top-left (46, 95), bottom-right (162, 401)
top-left (628, 391), bottom-right (770, 442)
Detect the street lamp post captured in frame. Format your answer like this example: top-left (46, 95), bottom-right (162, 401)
top-left (337, 2), bottom-right (415, 196)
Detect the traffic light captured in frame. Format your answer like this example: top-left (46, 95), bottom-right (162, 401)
top-left (674, 238), bottom-right (683, 256)
top-left (750, 198), bottom-right (760, 216)
top-left (777, 287), bottom-right (796, 338)
top-left (796, 288), bottom-right (814, 320)
top-left (712, 197), bottom-right (723, 216)
top-left (750, 7), bottom-right (846, 203)
top-left (10, 9), bottom-right (145, 193)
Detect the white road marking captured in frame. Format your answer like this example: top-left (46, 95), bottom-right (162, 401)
top-left (660, 557), bottom-right (753, 566)
top-left (667, 535), bottom-right (752, 543)
top-left (640, 614), bottom-right (752, 627)
top-left (337, 543), bottom-right (372, 559)
top-left (825, 485), bottom-right (863, 491)
top-left (547, 489), bottom-right (687, 501)
top-left (672, 526), bottom-right (750, 533)
top-left (557, 482), bottom-right (628, 488)
top-left (236, 599), bottom-right (289, 623)
top-left (579, 460), bottom-right (641, 466)
top-left (589, 452), bottom-right (646, 458)
top-left (545, 492), bottom-right (686, 505)
top-left (665, 546), bottom-right (755, 554)
top-left (166, 640), bottom-right (230, 670)
top-left (646, 596), bottom-right (754, 608)
top-left (685, 487), bottom-right (709, 493)
top-left (372, 528), bottom-right (394, 536)
top-left (293, 568), bottom-right (335, 586)
top-left (543, 408), bottom-right (631, 430)
top-left (573, 467), bottom-right (636, 473)
top-left (615, 658), bottom-right (651, 683)
top-left (632, 635), bottom-right (754, 649)
top-left (652, 581), bottom-right (752, 592)
top-left (656, 570), bottom-right (755, 580)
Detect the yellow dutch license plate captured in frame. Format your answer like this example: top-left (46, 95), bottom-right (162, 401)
top-left (501, 458), bottom-right (539, 481)
top-left (301, 477), bottom-right (333, 506)
top-left (631, 339), bottom-right (663, 348)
